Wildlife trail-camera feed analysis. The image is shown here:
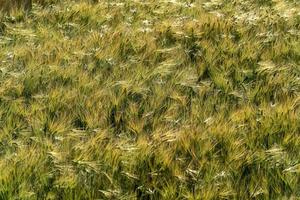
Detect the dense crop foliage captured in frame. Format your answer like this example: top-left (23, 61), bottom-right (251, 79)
top-left (0, 0), bottom-right (300, 199)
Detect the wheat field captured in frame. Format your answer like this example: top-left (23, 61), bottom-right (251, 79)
top-left (0, 0), bottom-right (300, 199)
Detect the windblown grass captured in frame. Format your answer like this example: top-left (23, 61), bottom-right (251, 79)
top-left (0, 0), bottom-right (300, 199)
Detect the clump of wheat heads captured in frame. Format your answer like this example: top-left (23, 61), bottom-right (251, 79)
top-left (0, 0), bottom-right (32, 13)
top-left (0, 0), bottom-right (300, 199)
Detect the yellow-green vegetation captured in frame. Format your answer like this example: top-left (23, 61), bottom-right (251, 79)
top-left (0, 0), bottom-right (300, 199)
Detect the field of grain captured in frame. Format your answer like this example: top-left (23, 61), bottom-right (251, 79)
top-left (0, 0), bottom-right (300, 199)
